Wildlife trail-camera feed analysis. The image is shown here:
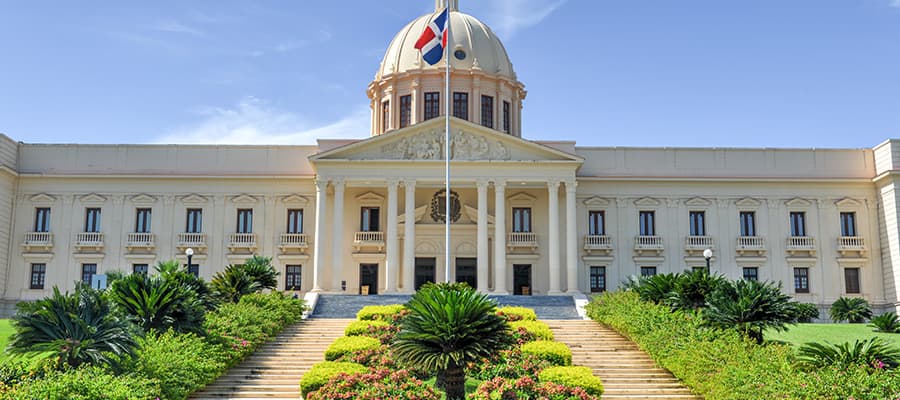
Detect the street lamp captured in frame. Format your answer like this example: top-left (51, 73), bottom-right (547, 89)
top-left (185, 248), bottom-right (194, 273)
top-left (703, 248), bottom-right (713, 272)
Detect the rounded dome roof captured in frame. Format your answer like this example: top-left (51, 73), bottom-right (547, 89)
top-left (377, 10), bottom-right (516, 80)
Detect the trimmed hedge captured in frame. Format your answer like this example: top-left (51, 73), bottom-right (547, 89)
top-left (496, 306), bottom-right (538, 321)
top-left (509, 320), bottom-right (554, 341)
top-left (345, 320), bottom-right (390, 336)
top-left (357, 304), bottom-right (406, 321)
top-left (324, 336), bottom-right (382, 361)
top-left (299, 361), bottom-right (367, 396)
top-left (521, 340), bottom-right (572, 366)
top-left (586, 291), bottom-right (900, 400)
top-left (539, 366), bottom-right (603, 396)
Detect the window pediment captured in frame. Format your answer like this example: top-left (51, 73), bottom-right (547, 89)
top-left (508, 192), bottom-right (537, 208)
top-left (583, 197), bottom-right (611, 207)
top-left (785, 198), bottom-right (812, 208)
top-left (80, 193), bottom-right (106, 206)
top-left (835, 197), bottom-right (862, 208)
top-left (30, 193), bottom-right (55, 206)
top-left (181, 194), bottom-right (208, 205)
top-left (232, 194), bottom-right (258, 205)
top-left (735, 197), bottom-right (761, 207)
top-left (633, 197), bottom-right (661, 207)
top-left (357, 191), bottom-right (385, 207)
top-left (282, 194), bottom-right (309, 206)
top-left (131, 194), bottom-right (156, 206)
top-left (684, 197), bottom-right (711, 207)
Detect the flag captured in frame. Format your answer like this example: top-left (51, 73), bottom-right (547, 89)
top-left (414, 8), bottom-right (449, 65)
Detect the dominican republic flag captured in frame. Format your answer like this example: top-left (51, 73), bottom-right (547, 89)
top-left (414, 8), bottom-right (449, 65)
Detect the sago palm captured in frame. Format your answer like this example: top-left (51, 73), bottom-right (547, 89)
top-left (797, 338), bottom-right (900, 369)
top-left (830, 297), bottom-right (873, 323)
top-left (667, 270), bottom-right (726, 311)
top-left (392, 283), bottom-right (511, 400)
top-left (703, 279), bottom-right (797, 344)
top-left (869, 312), bottom-right (900, 333)
top-left (109, 272), bottom-right (205, 334)
top-left (241, 255), bottom-right (279, 290)
top-left (8, 285), bottom-right (137, 369)
top-left (634, 273), bottom-right (681, 304)
top-left (211, 264), bottom-right (263, 303)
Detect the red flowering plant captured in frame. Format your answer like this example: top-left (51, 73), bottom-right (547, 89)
top-left (467, 347), bottom-right (550, 381)
top-left (335, 345), bottom-right (398, 369)
top-left (367, 323), bottom-right (401, 344)
top-left (469, 376), bottom-right (600, 400)
top-left (305, 369), bottom-right (440, 400)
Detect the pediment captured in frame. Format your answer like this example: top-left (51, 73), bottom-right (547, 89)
top-left (310, 118), bottom-right (582, 163)
top-left (634, 197), bottom-right (661, 207)
top-left (684, 197), bottom-right (711, 207)
top-left (508, 192), bottom-right (537, 207)
top-left (835, 197), bottom-right (862, 208)
top-left (30, 193), bottom-right (55, 205)
top-left (735, 197), bottom-right (761, 207)
top-left (232, 194), bottom-right (258, 204)
top-left (130, 194), bottom-right (156, 205)
top-left (583, 197), bottom-right (611, 207)
top-left (785, 198), bottom-right (812, 208)
top-left (181, 194), bottom-right (208, 205)
top-left (357, 191), bottom-right (385, 206)
top-left (80, 193), bottom-right (106, 205)
top-left (399, 205), bottom-right (428, 224)
top-left (463, 204), bottom-right (495, 224)
top-left (282, 194), bottom-right (309, 206)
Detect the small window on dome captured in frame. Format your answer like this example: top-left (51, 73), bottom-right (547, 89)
top-left (454, 49), bottom-right (466, 60)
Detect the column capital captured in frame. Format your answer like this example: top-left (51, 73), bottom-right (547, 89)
top-left (386, 178), bottom-right (400, 187)
top-left (547, 179), bottom-right (561, 190)
top-left (476, 179), bottom-right (490, 189)
top-left (493, 179), bottom-right (507, 190)
top-left (315, 178), bottom-right (329, 190)
top-left (332, 177), bottom-right (345, 187)
top-left (565, 180), bottom-right (578, 193)
top-left (403, 179), bottom-right (417, 189)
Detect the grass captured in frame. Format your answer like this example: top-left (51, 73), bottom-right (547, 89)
top-left (424, 376), bottom-right (482, 399)
top-left (766, 323), bottom-right (900, 348)
top-left (0, 319), bottom-right (13, 351)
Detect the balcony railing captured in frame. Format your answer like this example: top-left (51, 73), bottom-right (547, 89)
top-left (685, 235), bottom-right (714, 249)
top-left (837, 236), bottom-right (867, 257)
top-left (584, 235), bottom-right (613, 254)
top-left (228, 233), bottom-right (258, 252)
top-left (22, 232), bottom-right (53, 252)
top-left (125, 232), bottom-right (155, 250)
top-left (507, 232), bottom-right (538, 251)
top-left (736, 236), bottom-right (766, 255)
top-left (177, 233), bottom-right (207, 252)
top-left (279, 233), bottom-right (310, 253)
top-left (786, 236), bottom-right (816, 256)
top-left (354, 231), bottom-right (385, 252)
top-left (74, 232), bottom-right (104, 252)
top-left (634, 235), bottom-right (664, 255)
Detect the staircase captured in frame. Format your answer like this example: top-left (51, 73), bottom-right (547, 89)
top-left (546, 320), bottom-right (698, 399)
top-left (190, 318), bottom-right (353, 400)
top-left (311, 294), bottom-right (580, 320)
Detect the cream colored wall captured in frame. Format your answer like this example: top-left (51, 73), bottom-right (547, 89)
top-left (0, 135), bottom-right (18, 299)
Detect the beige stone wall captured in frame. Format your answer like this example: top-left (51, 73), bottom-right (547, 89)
top-left (0, 135), bottom-right (18, 299)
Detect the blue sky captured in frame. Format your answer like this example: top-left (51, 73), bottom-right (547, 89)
top-left (1, 0), bottom-right (899, 148)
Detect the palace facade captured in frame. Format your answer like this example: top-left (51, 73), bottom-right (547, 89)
top-left (1, 1), bottom-right (899, 315)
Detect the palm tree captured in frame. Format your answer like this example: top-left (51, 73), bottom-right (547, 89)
top-left (703, 279), bottom-right (798, 344)
top-left (633, 273), bottom-right (681, 304)
top-left (108, 272), bottom-right (205, 334)
top-left (155, 260), bottom-right (217, 311)
top-left (211, 265), bottom-right (262, 303)
top-left (8, 284), bottom-right (137, 369)
top-left (242, 255), bottom-right (279, 290)
top-left (830, 297), bottom-right (873, 323)
top-left (668, 270), bottom-right (726, 311)
top-left (392, 283), bottom-right (511, 400)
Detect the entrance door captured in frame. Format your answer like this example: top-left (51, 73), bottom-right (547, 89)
top-left (414, 258), bottom-right (436, 290)
top-left (513, 264), bottom-right (532, 295)
top-left (359, 264), bottom-right (379, 295)
top-left (455, 258), bottom-right (477, 289)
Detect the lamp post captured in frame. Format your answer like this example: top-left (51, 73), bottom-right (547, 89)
top-left (185, 248), bottom-right (194, 275)
top-left (703, 248), bottom-right (713, 273)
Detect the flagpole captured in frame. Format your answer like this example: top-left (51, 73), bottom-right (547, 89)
top-left (444, 4), bottom-right (451, 284)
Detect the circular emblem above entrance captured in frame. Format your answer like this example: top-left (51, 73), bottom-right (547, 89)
top-left (431, 189), bottom-right (461, 223)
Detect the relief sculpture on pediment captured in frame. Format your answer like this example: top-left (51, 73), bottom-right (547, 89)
top-left (378, 130), bottom-right (510, 161)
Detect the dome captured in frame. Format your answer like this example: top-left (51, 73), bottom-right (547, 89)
top-left (376, 8), bottom-right (515, 80)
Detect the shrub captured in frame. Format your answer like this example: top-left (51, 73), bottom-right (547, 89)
top-left (108, 271), bottom-right (206, 334)
top-left (325, 336), bottom-right (381, 361)
top-left (204, 292), bottom-right (305, 361)
top-left (306, 368), bottom-right (441, 400)
top-left (357, 304), bottom-right (406, 321)
top-left (703, 279), bottom-right (798, 344)
top-left (790, 302), bottom-right (820, 323)
top-left (509, 320), bottom-right (554, 341)
top-left (539, 366), bottom-right (604, 396)
top-left (830, 297), bottom-right (873, 323)
top-left (299, 361), bottom-right (368, 396)
top-left (520, 340), bottom-right (572, 366)
top-left (632, 272), bottom-right (681, 304)
top-left (467, 347), bottom-right (551, 381)
top-left (797, 338), bottom-right (900, 370)
top-left (0, 366), bottom-right (161, 400)
top-left (335, 345), bottom-right (398, 369)
top-left (668, 270), bottom-right (726, 311)
top-left (496, 306), bottom-right (538, 321)
top-left (870, 312), bottom-right (900, 333)
top-left (132, 330), bottom-right (229, 400)
top-left (470, 376), bottom-right (599, 400)
top-left (345, 320), bottom-right (390, 336)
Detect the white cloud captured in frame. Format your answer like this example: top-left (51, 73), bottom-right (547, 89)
top-left (487, 0), bottom-right (567, 39)
top-left (149, 19), bottom-right (204, 36)
top-left (153, 97), bottom-right (370, 145)
top-left (891, 0), bottom-right (900, 8)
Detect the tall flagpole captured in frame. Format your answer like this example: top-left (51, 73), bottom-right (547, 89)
top-left (444, 3), bottom-right (452, 283)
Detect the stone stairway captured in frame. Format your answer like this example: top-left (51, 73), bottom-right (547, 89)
top-left (190, 318), bottom-right (353, 400)
top-left (311, 294), bottom-right (580, 319)
top-left (546, 320), bottom-right (699, 400)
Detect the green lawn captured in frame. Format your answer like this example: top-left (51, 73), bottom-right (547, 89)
top-left (766, 323), bottom-right (900, 348)
top-left (0, 319), bottom-right (13, 351)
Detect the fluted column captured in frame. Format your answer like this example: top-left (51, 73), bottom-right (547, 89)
top-left (494, 180), bottom-right (508, 294)
top-left (386, 179), bottom-right (400, 292)
top-left (476, 179), bottom-right (489, 292)
top-left (402, 179), bottom-right (416, 293)
top-left (331, 178), bottom-right (345, 292)
top-left (312, 179), bottom-right (328, 292)
top-left (548, 180), bottom-right (562, 294)
top-left (565, 180), bottom-right (579, 293)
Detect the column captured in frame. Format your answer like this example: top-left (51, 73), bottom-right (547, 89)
top-left (386, 179), bottom-right (400, 292)
top-left (410, 80), bottom-right (420, 125)
top-left (494, 180), bottom-right (508, 294)
top-left (565, 180), bottom-right (579, 293)
top-left (312, 179), bottom-right (328, 292)
top-left (548, 180), bottom-right (562, 294)
top-left (476, 179), bottom-right (489, 292)
top-left (403, 179), bottom-right (416, 292)
top-left (331, 179), bottom-right (345, 292)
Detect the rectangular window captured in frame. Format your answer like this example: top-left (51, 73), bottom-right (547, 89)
top-left (743, 267), bottom-right (759, 281)
top-left (361, 207), bottom-right (381, 232)
top-left (399, 95), bottom-right (412, 128)
top-left (30, 263), bottom-right (46, 289)
top-left (82, 263), bottom-right (97, 285)
top-left (187, 264), bottom-right (199, 278)
top-left (790, 212), bottom-right (806, 236)
top-left (424, 92), bottom-right (440, 120)
top-left (590, 266), bottom-right (606, 293)
top-left (285, 265), bottom-right (302, 291)
top-left (689, 211), bottom-right (706, 236)
top-left (237, 209), bottom-right (253, 234)
top-left (453, 92), bottom-right (468, 120)
top-left (640, 266), bottom-right (657, 277)
top-left (84, 208), bottom-right (101, 232)
top-left (135, 208), bottom-right (152, 233)
top-left (503, 101), bottom-right (510, 133)
top-left (844, 267), bottom-right (861, 294)
top-left (840, 212), bottom-right (857, 236)
top-left (481, 95), bottom-right (494, 128)
top-left (287, 209), bottom-right (304, 234)
top-left (794, 267), bottom-right (809, 293)
top-left (639, 211), bottom-right (655, 236)
top-left (133, 264), bottom-right (149, 275)
top-left (512, 208), bottom-right (532, 233)
top-left (588, 211), bottom-right (605, 236)
top-left (34, 208), bottom-right (51, 232)
top-left (739, 211), bottom-right (756, 236)
top-left (186, 209), bottom-right (202, 233)
top-left (382, 100), bottom-right (390, 132)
